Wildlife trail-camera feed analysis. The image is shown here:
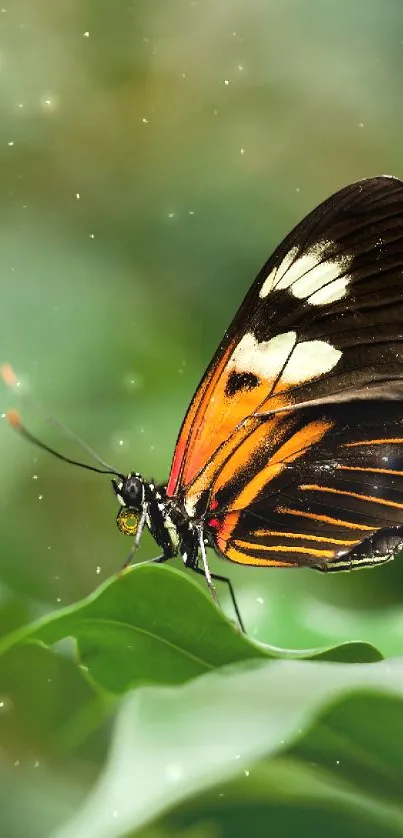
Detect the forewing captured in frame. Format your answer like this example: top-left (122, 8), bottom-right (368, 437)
top-left (167, 176), bottom-right (403, 504)
top-left (208, 400), bottom-right (403, 569)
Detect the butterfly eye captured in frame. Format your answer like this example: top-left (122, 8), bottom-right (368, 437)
top-left (116, 507), bottom-right (141, 536)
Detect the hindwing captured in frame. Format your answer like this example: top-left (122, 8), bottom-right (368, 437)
top-left (207, 401), bottom-right (403, 568)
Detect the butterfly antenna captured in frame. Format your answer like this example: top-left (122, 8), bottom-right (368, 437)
top-left (36, 409), bottom-right (121, 474)
top-left (1, 365), bottom-right (124, 479)
top-left (5, 409), bottom-right (124, 477)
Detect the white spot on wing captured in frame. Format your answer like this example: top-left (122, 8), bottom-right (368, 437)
top-left (308, 276), bottom-right (349, 306)
top-left (259, 241), bottom-right (353, 306)
top-left (228, 331), bottom-right (297, 380)
top-left (282, 340), bottom-right (342, 382)
top-left (260, 247), bottom-right (298, 297)
top-left (277, 251), bottom-right (318, 291)
top-left (227, 331), bottom-right (341, 386)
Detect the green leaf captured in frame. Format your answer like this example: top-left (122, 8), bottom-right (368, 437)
top-left (0, 644), bottom-right (108, 838)
top-left (153, 751), bottom-right (403, 838)
top-left (0, 566), bottom-right (381, 693)
top-left (148, 691), bottom-right (403, 838)
top-left (0, 642), bottom-right (106, 758)
top-left (50, 657), bottom-right (403, 838)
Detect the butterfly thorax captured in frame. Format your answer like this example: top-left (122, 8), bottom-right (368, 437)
top-left (112, 472), bottom-right (200, 567)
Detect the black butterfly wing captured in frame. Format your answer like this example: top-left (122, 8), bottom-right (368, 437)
top-left (165, 175), bottom-right (403, 570)
top-left (168, 176), bottom-right (403, 515)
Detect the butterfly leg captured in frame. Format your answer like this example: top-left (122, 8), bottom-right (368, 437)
top-left (192, 565), bottom-right (245, 633)
top-left (209, 573), bottom-right (245, 633)
top-left (194, 530), bottom-right (245, 632)
top-left (197, 530), bottom-right (221, 609)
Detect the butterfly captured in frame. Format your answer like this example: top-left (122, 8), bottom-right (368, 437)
top-left (5, 175), bottom-right (403, 632)
top-left (105, 173), bottom-right (403, 630)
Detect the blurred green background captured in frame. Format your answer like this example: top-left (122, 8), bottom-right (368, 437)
top-left (1, 0), bottom-right (403, 835)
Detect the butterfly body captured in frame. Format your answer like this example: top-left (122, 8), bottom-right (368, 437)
top-left (114, 474), bottom-right (201, 568)
top-left (112, 175), bottom-right (403, 624)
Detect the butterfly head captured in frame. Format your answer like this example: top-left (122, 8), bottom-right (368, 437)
top-left (112, 472), bottom-right (145, 536)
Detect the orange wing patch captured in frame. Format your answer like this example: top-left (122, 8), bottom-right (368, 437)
top-left (232, 540), bottom-right (335, 561)
top-left (253, 529), bottom-right (356, 546)
top-left (221, 419), bottom-right (333, 509)
top-left (211, 418), bottom-right (333, 554)
top-left (213, 513), bottom-right (369, 570)
top-left (300, 483), bottom-right (403, 511)
top-left (167, 340), bottom-right (236, 496)
top-left (168, 326), bottom-right (342, 499)
top-left (224, 543), bottom-right (293, 567)
top-left (169, 355), bottom-right (285, 498)
top-left (276, 506), bottom-right (374, 532)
